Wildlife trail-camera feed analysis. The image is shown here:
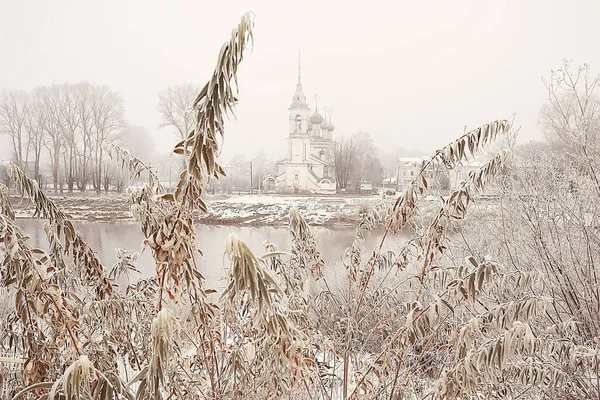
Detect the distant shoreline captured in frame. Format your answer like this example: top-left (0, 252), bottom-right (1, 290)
top-left (10, 194), bottom-right (392, 228)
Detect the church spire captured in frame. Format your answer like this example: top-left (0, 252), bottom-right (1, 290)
top-left (297, 46), bottom-right (302, 84)
top-left (290, 46), bottom-right (309, 110)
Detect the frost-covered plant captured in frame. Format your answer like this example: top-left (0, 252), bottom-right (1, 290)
top-left (1, 14), bottom-right (598, 400)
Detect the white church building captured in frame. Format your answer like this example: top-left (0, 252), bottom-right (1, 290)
top-left (275, 56), bottom-right (337, 194)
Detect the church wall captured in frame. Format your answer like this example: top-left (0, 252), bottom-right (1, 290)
top-left (312, 163), bottom-right (324, 177)
top-left (289, 137), bottom-right (311, 163)
top-left (279, 163), bottom-right (319, 193)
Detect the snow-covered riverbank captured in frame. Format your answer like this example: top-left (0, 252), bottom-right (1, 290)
top-left (11, 194), bottom-right (393, 227)
top-left (201, 195), bottom-right (390, 226)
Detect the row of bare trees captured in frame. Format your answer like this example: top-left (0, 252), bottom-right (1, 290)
top-left (1, 81), bottom-right (249, 196)
top-left (0, 83), bottom-right (125, 194)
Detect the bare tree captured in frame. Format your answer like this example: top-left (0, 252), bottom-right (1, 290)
top-left (351, 131), bottom-right (379, 187)
top-left (540, 60), bottom-right (600, 192)
top-left (37, 85), bottom-right (65, 193)
top-left (91, 85), bottom-right (125, 194)
top-left (56, 84), bottom-right (81, 193)
top-left (102, 162), bottom-right (115, 194)
top-left (334, 131), bottom-right (381, 190)
top-left (72, 82), bottom-right (95, 192)
top-left (334, 134), bottom-right (356, 189)
top-left (23, 93), bottom-right (46, 183)
top-left (0, 90), bottom-right (28, 170)
top-left (158, 84), bottom-right (200, 141)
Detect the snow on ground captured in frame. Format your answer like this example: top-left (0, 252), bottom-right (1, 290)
top-left (10, 192), bottom-right (500, 227)
top-left (201, 195), bottom-right (389, 226)
top-left (11, 194), bottom-right (393, 227)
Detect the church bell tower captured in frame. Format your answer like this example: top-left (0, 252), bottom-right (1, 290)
top-left (287, 48), bottom-right (311, 162)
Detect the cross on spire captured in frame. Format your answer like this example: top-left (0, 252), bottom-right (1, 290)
top-left (313, 94), bottom-right (320, 110)
top-left (324, 106), bottom-right (333, 120)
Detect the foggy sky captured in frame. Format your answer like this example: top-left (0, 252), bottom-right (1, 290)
top-left (1, 0), bottom-right (600, 162)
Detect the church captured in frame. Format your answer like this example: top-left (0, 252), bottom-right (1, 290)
top-left (275, 55), bottom-right (337, 194)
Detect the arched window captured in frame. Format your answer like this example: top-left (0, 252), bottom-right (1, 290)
top-left (294, 115), bottom-right (301, 133)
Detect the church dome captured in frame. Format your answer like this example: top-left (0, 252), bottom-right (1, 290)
top-left (321, 121), bottom-right (330, 130)
top-left (309, 110), bottom-right (325, 125)
top-left (328, 122), bottom-right (335, 130)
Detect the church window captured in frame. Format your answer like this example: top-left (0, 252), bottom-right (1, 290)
top-left (294, 173), bottom-right (299, 180)
top-left (295, 115), bottom-right (301, 133)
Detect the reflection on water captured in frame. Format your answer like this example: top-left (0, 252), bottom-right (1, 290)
top-left (15, 219), bottom-right (399, 288)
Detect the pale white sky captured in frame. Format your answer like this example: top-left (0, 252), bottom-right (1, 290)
top-left (1, 0), bottom-right (600, 162)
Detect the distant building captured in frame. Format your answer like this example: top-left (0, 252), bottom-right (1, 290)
top-left (275, 52), bottom-right (336, 194)
top-left (396, 157), bottom-right (423, 192)
top-left (396, 156), bottom-right (482, 193)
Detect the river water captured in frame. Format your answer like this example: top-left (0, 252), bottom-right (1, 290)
top-left (15, 219), bottom-right (398, 288)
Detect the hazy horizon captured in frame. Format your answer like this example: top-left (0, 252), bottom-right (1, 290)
top-left (2, 0), bottom-right (600, 162)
